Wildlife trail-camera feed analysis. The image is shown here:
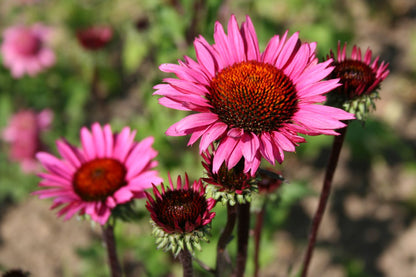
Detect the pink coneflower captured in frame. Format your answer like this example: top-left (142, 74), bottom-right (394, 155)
top-left (154, 15), bottom-right (354, 175)
top-left (325, 42), bottom-right (390, 119)
top-left (34, 123), bottom-right (162, 225)
top-left (76, 26), bottom-right (113, 51)
top-left (145, 174), bottom-right (215, 255)
top-left (2, 109), bottom-right (53, 173)
top-left (1, 24), bottom-right (55, 78)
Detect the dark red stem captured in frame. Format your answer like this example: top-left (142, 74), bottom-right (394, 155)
top-left (301, 125), bottom-right (349, 277)
top-left (102, 223), bottom-right (122, 277)
top-left (234, 202), bottom-right (251, 277)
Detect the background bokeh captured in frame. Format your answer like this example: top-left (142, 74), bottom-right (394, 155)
top-left (0, 0), bottom-right (414, 276)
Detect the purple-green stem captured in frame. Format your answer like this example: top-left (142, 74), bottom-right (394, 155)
top-left (253, 202), bottom-right (267, 277)
top-left (179, 248), bottom-right (194, 277)
top-left (216, 204), bottom-right (237, 277)
top-left (301, 125), bottom-right (349, 277)
top-left (234, 202), bottom-right (251, 277)
top-left (102, 223), bottom-right (122, 277)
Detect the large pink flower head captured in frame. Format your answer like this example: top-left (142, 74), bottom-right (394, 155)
top-left (1, 24), bottom-right (55, 78)
top-left (154, 15), bottom-right (354, 175)
top-left (34, 123), bottom-right (162, 225)
top-left (325, 42), bottom-right (390, 119)
top-left (2, 109), bottom-right (53, 173)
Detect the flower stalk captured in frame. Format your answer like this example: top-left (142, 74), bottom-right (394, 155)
top-left (179, 248), bottom-right (194, 277)
top-left (301, 124), bottom-right (349, 277)
top-left (102, 222), bottom-right (122, 277)
top-left (216, 204), bottom-right (237, 277)
top-left (253, 201), bottom-right (267, 277)
top-left (234, 202), bottom-right (251, 277)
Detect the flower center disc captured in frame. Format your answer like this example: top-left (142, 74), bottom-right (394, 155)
top-left (207, 61), bottom-right (298, 134)
top-left (73, 158), bottom-right (127, 201)
top-left (332, 60), bottom-right (376, 95)
top-left (156, 189), bottom-right (207, 232)
top-left (14, 30), bottom-right (42, 56)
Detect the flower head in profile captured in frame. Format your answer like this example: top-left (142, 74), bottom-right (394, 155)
top-left (154, 15), bottom-right (354, 175)
top-left (1, 24), bottom-right (55, 78)
top-left (202, 145), bottom-right (256, 205)
top-left (146, 174), bottom-right (216, 255)
top-left (76, 25), bottom-right (113, 51)
top-left (325, 42), bottom-right (389, 120)
top-left (34, 123), bottom-right (162, 225)
top-left (2, 109), bottom-right (53, 173)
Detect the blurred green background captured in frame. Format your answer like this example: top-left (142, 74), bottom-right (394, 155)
top-left (0, 0), bottom-right (415, 276)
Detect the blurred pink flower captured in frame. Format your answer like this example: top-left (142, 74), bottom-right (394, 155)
top-left (2, 109), bottom-right (53, 173)
top-left (76, 25), bottom-right (113, 51)
top-left (1, 24), bottom-right (55, 78)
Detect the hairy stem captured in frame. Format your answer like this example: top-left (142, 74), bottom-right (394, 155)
top-left (301, 125), bottom-right (349, 277)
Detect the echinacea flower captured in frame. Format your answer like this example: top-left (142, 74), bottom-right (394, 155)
top-left (76, 26), bottom-right (113, 51)
top-left (1, 24), bottom-right (55, 78)
top-left (202, 145), bottom-right (256, 205)
top-left (325, 42), bottom-right (389, 119)
top-left (145, 174), bottom-right (216, 255)
top-left (2, 109), bottom-right (53, 173)
top-left (154, 15), bottom-right (354, 175)
top-left (34, 123), bottom-right (162, 225)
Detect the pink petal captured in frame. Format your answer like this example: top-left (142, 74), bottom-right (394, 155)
top-left (166, 113), bottom-right (218, 136)
top-left (81, 127), bottom-right (96, 160)
top-left (56, 140), bottom-right (81, 168)
top-left (241, 132), bottom-right (260, 162)
top-left (213, 136), bottom-right (238, 172)
top-left (113, 187), bottom-right (134, 203)
top-left (241, 15), bottom-right (260, 61)
top-left (103, 124), bottom-right (114, 157)
top-left (227, 14), bottom-right (246, 62)
top-left (92, 123), bottom-right (105, 158)
top-left (199, 122), bottom-right (228, 152)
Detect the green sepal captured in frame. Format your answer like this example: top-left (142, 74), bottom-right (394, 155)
top-left (206, 183), bottom-right (258, 206)
top-left (149, 220), bottom-right (212, 257)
